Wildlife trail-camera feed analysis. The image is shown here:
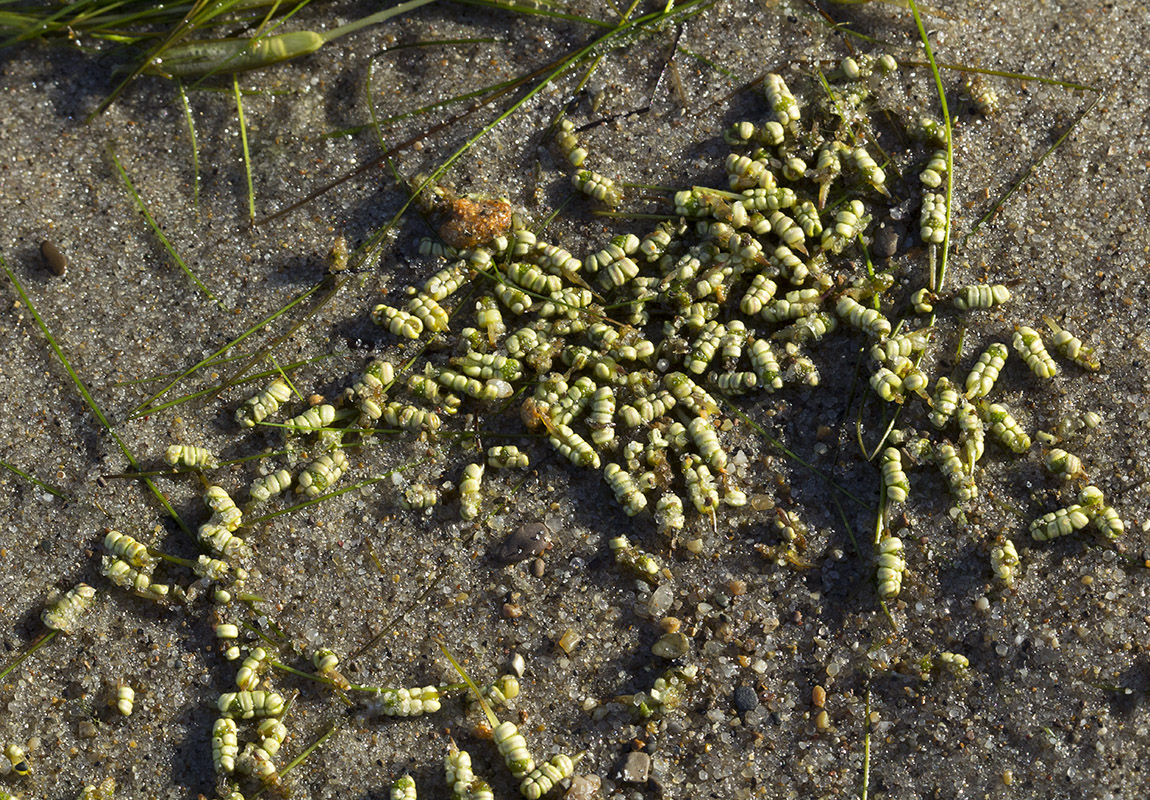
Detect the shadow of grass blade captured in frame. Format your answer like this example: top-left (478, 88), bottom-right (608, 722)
top-left (2, 255), bottom-right (189, 536)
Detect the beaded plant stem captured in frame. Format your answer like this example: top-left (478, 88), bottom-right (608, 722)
top-left (907, 0), bottom-right (953, 296)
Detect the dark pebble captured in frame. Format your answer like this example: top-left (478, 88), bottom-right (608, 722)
top-left (496, 522), bottom-right (551, 564)
top-left (872, 221), bottom-right (901, 259)
top-left (733, 684), bottom-right (759, 713)
top-left (39, 239), bottom-right (67, 276)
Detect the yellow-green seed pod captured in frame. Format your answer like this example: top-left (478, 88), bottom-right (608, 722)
top-left (763, 73), bottom-right (800, 125)
top-left (990, 539), bottom-right (1020, 588)
top-left (42, 582), bottom-right (97, 634)
top-left (982, 402), bottom-right (1031, 453)
top-left (374, 685), bottom-right (442, 717)
top-left (236, 378), bottom-right (292, 428)
top-left (150, 30), bottom-right (326, 78)
top-left (954, 284), bottom-right (1011, 311)
top-left (881, 447), bottom-right (909, 503)
top-left (460, 462), bottom-right (484, 520)
top-left (115, 683), bottom-right (135, 717)
top-left (919, 149), bottom-right (947, 188)
top-left (520, 754), bottom-right (576, 800)
top-left (1043, 316), bottom-right (1099, 370)
top-left (604, 464), bottom-right (648, 517)
top-left (572, 169), bottom-right (622, 207)
top-left (935, 442), bottom-right (976, 502)
top-left (371, 304), bottom-right (423, 339)
top-left (391, 774), bottom-right (417, 800)
top-left (836, 296), bottom-right (891, 339)
top-left (494, 720), bottom-right (536, 779)
top-left (1013, 326), bottom-right (1059, 379)
top-left (964, 342), bottom-right (1009, 399)
top-left (249, 469), bottom-right (293, 504)
top-left (919, 193), bottom-right (947, 245)
top-left (850, 146), bottom-right (888, 195)
top-left (164, 444), bottom-right (218, 470)
top-left (103, 530), bottom-right (154, 568)
top-left (1029, 505), bottom-right (1090, 541)
top-left (296, 449), bottom-right (349, 497)
top-left (487, 445), bottom-right (529, 469)
top-left (875, 536), bottom-right (905, 600)
top-left (217, 690), bottom-right (285, 719)
top-left (1044, 447), bottom-right (1085, 481)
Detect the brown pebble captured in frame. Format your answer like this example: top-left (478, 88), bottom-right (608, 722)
top-left (728, 579), bottom-right (747, 597)
top-left (502, 602), bottom-right (522, 619)
top-left (40, 240), bottom-right (67, 276)
top-left (530, 557), bottom-right (545, 578)
top-left (659, 616), bottom-right (681, 634)
top-left (811, 684), bottom-right (826, 708)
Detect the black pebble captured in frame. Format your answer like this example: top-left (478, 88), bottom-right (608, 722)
top-left (40, 239), bottom-right (67, 276)
top-left (733, 684), bottom-right (759, 713)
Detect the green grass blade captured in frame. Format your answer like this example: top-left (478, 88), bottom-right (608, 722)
top-left (724, 401), bottom-right (873, 510)
top-left (109, 145), bottom-right (221, 306)
top-left (177, 80), bottom-right (201, 209)
top-left (129, 274), bottom-right (335, 418)
top-left (451, 0), bottom-right (613, 28)
top-left (0, 459), bottom-right (69, 500)
top-left (132, 356), bottom-right (332, 417)
top-left (233, 74), bottom-right (256, 222)
top-left (207, 272), bottom-right (347, 400)
top-left (2, 255), bottom-right (189, 536)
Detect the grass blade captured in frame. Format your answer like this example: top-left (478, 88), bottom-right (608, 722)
top-left (177, 80), bottom-right (201, 209)
top-left (130, 274), bottom-right (335, 417)
top-left (233, 74), bottom-right (256, 223)
top-left (2, 255), bottom-right (189, 536)
top-left (0, 459), bottom-right (69, 500)
top-left (109, 145), bottom-right (221, 307)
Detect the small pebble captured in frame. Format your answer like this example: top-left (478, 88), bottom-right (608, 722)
top-left (815, 710), bottom-right (830, 730)
top-left (659, 616), bottom-right (681, 634)
top-left (40, 239), bottom-right (67, 276)
top-left (727, 579), bottom-right (747, 596)
top-left (531, 557), bottom-right (546, 578)
top-left (497, 522), bottom-right (552, 564)
top-left (651, 632), bottom-right (689, 659)
top-left (621, 751), bottom-right (651, 783)
top-left (510, 652), bottom-right (526, 678)
top-left (558, 628), bottom-right (581, 653)
top-left (733, 685), bottom-right (759, 713)
top-left (565, 774), bottom-right (602, 800)
top-left (811, 684), bottom-right (827, 708)
top-left (648, 583), bottom-right (674, 617)
top-left (503, 602), bottom-right (523, 619)
top-left (872, 220), bottom-right (901, 259)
